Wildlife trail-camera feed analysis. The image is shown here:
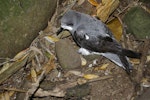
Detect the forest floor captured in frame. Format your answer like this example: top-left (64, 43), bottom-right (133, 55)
top-left (0, 0), bottom-right (150, 100)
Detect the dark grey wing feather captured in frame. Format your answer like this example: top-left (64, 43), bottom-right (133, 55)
top-left (81, 35), bottom-right (122, 54)
top-left (74, 25), bottom-right (122, 54)
top-left (118, 55), bottom-right (132, 74)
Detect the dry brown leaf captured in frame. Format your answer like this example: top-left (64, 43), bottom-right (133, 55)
top-left (96, 0), bottom-right (119, 22)
top-left (95, 63), bottom-right (109, 70)
top-left (0, 63), bottom-right (11, 74)
top-left (0, 91), bottom-right (10, 100)
top-left (35, 88), bottom-right (65, 97)
top-left (147, 55), bottom-right (150, 62)
top-left (44, 36), bottom-right (59, 43)
top-left (43, 55), bottom-right (55, 75)
top-left (88, 0), bottom-right (99, 6)
top-left (13, 48), bottom-right (30, 61)
top-left (83, 74), bottom-right (99, 80)
top-left (0, 87), bottom-right (26, 93)
top-left (80, 56), bottom-right (87, 66)
top-left (31, 68), bottom-right (37, 83)
top-left (130, 58), bottom-right (140, 65)
top-left (141, 78), bottom-right (150, 87)
top-left (77, 78), bottom-right (87, 85)
top-left (107, 18), bottom-right (122, 41)
top-left (66, 70), bottom-right (84, 77)
top-left (30, 46), bottom-right (43, 56)
top-left (4, 92), bottom-right (10, 100)
top-left (77, 0), bottom-right (85, 5)
top-left (0, 93), bottom-right (4, 100)
top-left (8, 91), bottom-right (15, 97)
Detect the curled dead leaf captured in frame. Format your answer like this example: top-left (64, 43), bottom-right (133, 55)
top-left (107, 18), bottom-right (122, 41)
top-left (141, 78), bottom-right (150, 87)
top-left (96, 0), bottom-right (119, 22)
top-left (77, 0), bottom-right (85, 5)
top-left (83, 74), bottom-right (99, 80)
top-left (0, 87), bottom-right (26, 93)
top-left (13, 48), bottom-right (30, 61)
top-left (43, 55), bottom-right (55, 75)
top-left (35, 88), bottom-right (65, 97)
top-left (30, 46), bottom-right (43, 56)
top-left (66, 70), bottom-right (84, 77)
top-left (0, 91), bottom-right (10, 100)
top-left (77, 78), bottom-right (87, 85)
top-left (80, 56), bottom-right (87, 66)
top-left (147, 55), bottom-right (150, 62)
top-left (88, 0), bottom-right (99, 6)
top-left (44, 36), bottom-right (59, 43)
top-left (0, 91), bottom-right (15, 100)
top-left (31, 68), bottom-right (37, 83)
top-left (95, 63), bottom-right (109, 70)
top-left (0, 63), bottom-right (11, 74)
top-left (130, 58), bottom-right (140, 65)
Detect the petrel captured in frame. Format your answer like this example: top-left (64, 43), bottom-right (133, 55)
top-left (57, 10), bottom-right (141, 74)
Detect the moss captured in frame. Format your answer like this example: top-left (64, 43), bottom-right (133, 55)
top-left (0, 0), bottom-right (57, 58)
top-left (123, 6), bottom-right (150, 39)
top-left (140, 0), bottom-right (150, 3)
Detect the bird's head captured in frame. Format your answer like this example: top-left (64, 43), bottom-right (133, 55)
top-left (57, 10), bottom-right (79, 35)
top-left (60, 10), bottom-right (78, 32)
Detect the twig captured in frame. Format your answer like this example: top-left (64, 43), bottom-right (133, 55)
top-left (39, 42), bottom-right (55, 58)
top-left (107, 4), bottom-right (130, 23)
top-left (33, 75), bottom-right (113, 98)
top-left (24, 55), bottom-right (55, 99)
top-left (0, 56), bottom-right (29, 84)
top-left (34, 88), bottom-right (65, 97)
top-left (0, 59), bottom-right (14, 66)
top-left (88, 75), bottom-right (113, 83)
top-left (35, 54), bottom-right (41, 68)
top-left (50, 0), bottom-right (60, 25)
top-left (136, 39), bottom-right (150, 83)
top-left (24, 71), bottom-right (46, 100)
top-left (0, 87), bottom-right (27, 93)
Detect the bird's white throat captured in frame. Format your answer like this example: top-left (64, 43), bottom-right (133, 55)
top-left (61, 25), bottom-right (73, 31)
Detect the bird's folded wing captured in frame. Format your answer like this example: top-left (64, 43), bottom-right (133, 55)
top-left (100, 52), bottom-right (130, 69)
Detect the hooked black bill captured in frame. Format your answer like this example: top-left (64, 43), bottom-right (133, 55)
top-left (56, 27), bottom-right (64, 35)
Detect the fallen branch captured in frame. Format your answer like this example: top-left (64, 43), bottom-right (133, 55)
top-left (0, 87), bottom-right (27, 93)
top-left (24, 71), bottom-right (46, 100)
top-left (33, 75), bottom-right (113, 97)
top-left (24, 56), bottom-right (55, 100)
top-left (0, 56), bottom-right (29, 84)
top-left (136, 39), bottom-right (150, 83)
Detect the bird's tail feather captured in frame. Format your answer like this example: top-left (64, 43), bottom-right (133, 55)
top-left (101, 53), bottom-right (132, 74)
top-left (118, 55), bottom-right (132, 74)
top-left (122, 49), bottom-right (142, 59)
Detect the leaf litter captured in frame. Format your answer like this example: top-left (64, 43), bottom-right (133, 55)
top-left (0, 0), bottom-right (150, 100)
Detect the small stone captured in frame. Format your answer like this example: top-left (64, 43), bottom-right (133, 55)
top-left (55, 39), bottom-right (81, 69)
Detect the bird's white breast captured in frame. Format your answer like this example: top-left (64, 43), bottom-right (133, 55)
top-left (61, 25), bottom-right (73, 31)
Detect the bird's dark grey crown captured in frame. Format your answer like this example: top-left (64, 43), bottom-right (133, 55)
top-left (61, 10), bottom-right (82, 27)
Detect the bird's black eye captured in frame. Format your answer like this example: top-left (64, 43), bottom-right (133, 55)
top-left (83, 33), bottom-right (90, 40)
top-left (84, 34), bottom-right (86, 39)
top-left (67, 23), bottom-right (73, 26)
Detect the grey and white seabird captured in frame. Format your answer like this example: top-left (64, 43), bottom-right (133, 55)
top-left (57, 10), bottom-right (141, 74)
